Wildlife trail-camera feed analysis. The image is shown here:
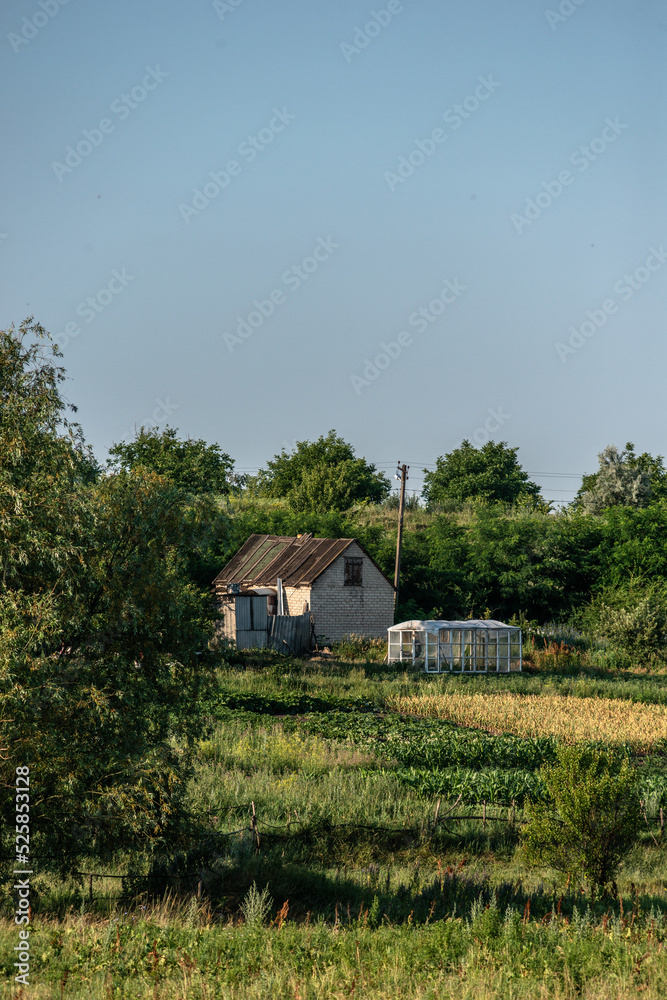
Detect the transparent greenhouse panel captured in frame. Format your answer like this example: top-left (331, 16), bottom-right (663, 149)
top-left (425, 636), bottom-right (439, 672)
top-left (450, 629), bottom-right (463, 671)
top-left (474, 630), bottom-right (489, 671)
top-left (388, 634), bottom-right (401, 661)
top-left (412, 631), bottom-right (426, 668)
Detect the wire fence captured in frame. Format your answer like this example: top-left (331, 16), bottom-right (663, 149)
top-left (2, 797), bottom-right (529, 899)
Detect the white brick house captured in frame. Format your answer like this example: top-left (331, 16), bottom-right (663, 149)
top-left (212, 533), bottom-right (395, 641)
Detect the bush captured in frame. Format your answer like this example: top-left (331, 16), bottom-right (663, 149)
top-left (330, 634), bottom-right (388, 662)
top-left (240, 881), bottom-right (273, 928)
top-left (520, 743), bottom-right (640, 898)
top-left (583, 578), bottom-right (667, 661)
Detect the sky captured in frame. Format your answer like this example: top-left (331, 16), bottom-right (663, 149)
top-left (2, 0), bottom-right (666, 505)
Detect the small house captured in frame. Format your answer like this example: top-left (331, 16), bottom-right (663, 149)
top-left (213, 533), bottom-right (395, 646)
top-left (388, 620), bottom-right (522, 673)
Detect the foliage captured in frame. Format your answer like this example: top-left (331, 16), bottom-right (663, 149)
top-left (394, 765), bottom-right (545, 804)
top-left (107, 425), bottom-right (235, 494)
top-left (423, 440), bottom-right (542, 509)
top-left (0, 321), bottom-right (219, 871)
top-left (240, 882), bottom-right (273, 928)
top-left (582, 578), bottom-right (667, 661)
top-left (248, 430), bottom-right (391, 511)
top-left (577, 444), bottom-right (652, 514)
top-left (449, 506), bottom-right (598, 621)
top-left (594, 501), bottom-right (667, 589)
top-left (329, 634), bottom-right (388, 662)
top-left (0, 318), bottom-right (96, 603)
top-left (297, 710), bottom-right (558, 772)
top-left (383, 491), bottom-right (423, 511)
top-left (521, 744), bottom-right (641, 895)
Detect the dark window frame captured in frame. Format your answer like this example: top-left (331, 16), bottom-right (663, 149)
top-left (344, 556), bottom-right (363, 587)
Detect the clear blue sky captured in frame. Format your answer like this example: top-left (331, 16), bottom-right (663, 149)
top-left (2, 0), bottom-right (665, 503)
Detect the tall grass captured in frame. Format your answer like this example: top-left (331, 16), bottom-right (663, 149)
top-left (4, 902), bottom-right (667, 999)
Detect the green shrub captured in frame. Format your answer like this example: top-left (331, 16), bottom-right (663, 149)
top-left (583, 578), bottom-right (667, 661)
top-left (330, 634), bottom-right (388, 662)
top-left (240, 881), bottom-right (273, 928)
top-left (520, 743), bottom-right (640, 898)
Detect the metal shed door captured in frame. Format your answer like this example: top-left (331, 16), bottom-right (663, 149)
top-left (235, 595), bottom-right (268, 648)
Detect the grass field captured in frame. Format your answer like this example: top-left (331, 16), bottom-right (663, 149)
top-left (4, 639), bottom-right (667, 997)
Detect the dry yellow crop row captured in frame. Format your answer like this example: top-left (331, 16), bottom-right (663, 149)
top-left (386, 690), bottom-right (667, 747)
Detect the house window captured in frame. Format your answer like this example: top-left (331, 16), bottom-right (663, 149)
top-left (344, 557), bottom-right (363, 587)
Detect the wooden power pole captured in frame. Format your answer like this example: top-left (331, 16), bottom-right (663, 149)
top-left (394, 463), bottom-right (409, 612)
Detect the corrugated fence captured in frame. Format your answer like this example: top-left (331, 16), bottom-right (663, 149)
top-left (268, 611), bottom-right (312, 655)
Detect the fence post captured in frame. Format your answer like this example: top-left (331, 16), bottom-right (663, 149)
top-left (88, 873), bottom-right (93, 903)
top-left (482, 801), bottom-right (486, 831)
top-left (433, 799), bottom-right (441, 831)
top-left (251, 801), bottom-right (260, 847)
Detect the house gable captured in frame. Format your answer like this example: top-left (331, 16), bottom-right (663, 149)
top-left (309, 541), bottom-right (395, 640)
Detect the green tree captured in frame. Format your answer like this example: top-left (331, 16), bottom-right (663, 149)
top-left (521, 743), bottom-right (640, 898)
top-left (108, 425), bottom-right (235, 494)
top-left (425, 507), bottom-right (602, 622)
top-left (251, 430), bottom-right (390, 511)
top-left (593, 501), bottom-right (667, 588)
top-left (0, 318), bottom-right (94, 606)
top-left (575, 444), bottom-right (652, 514)
top-left (0, 321), bottom-right (217, 871)
top-left (423, 440), bottom-right (542, 509)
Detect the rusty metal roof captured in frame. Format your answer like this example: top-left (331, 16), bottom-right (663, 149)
top-left (212, 533), bottom-right (391, 590)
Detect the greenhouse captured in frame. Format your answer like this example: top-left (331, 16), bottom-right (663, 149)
top-left (387, 620), bottom-right (522, 673)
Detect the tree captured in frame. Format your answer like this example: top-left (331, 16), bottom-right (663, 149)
top-left (0, 320), bottom-right (218, 871)
top-left (0, 317), bottom-right (94, 603)
top-left (422, 440), bottom-right (542, 509)
top-left (250, 430), bottom-right (391, 511)
top-left (108, 425), bottom-right (235, 494)
top-left (575, 444), bottom-right (652, 514)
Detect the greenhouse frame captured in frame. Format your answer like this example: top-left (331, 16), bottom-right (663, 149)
top-left (387, 620), bottom-right (522, 673)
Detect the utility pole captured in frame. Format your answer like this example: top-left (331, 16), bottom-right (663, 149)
top-left (394, 463), bottom-right (409, 613)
